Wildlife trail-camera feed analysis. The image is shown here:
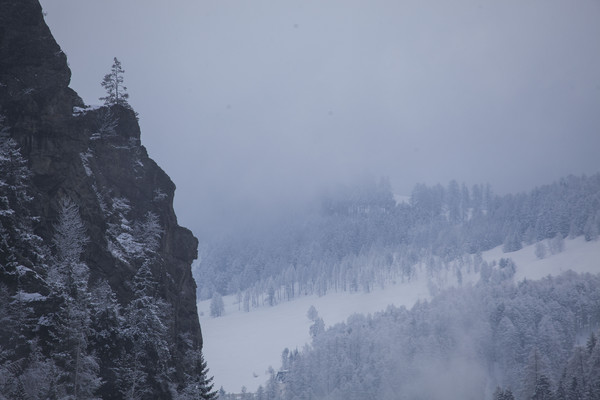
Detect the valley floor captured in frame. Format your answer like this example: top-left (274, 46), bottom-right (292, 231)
top-left (197, 236), bottom-right (600, 393)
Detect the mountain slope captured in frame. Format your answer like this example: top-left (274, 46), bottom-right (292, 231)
top-left (198, 236), bottom-right (600, 393)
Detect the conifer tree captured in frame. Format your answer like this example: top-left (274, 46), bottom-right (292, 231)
top-left (555, 376), bottom-right (567, 400)
top-left (176, 350), bottom-right (218, 400)
top-left (119, 262), bottom-right (171, 398)
top-left (196, 352), bottom-right (218, 400)
top-left (587, 334), bottom-right (600, 400)
top-left (493, 387), bottom-right (515, 400)
top-left (0, 115), bottom-right (44, 270)
top-left (52, 197), bottom-right (88, 280)
top-left (503, 388), bottom-right (515, 400)
top-left (49, 196), bottom-right (101, 399)
top-left (100, 57), bottom-right (130, 107)
top-left (89, 280), bottom-right (124, 397)
top-left (567, 376), bottom-right (582, 400)
top-left (532, 374), bottom-right (553, 400)
top-left (210, 292), bottom-right (224, 317)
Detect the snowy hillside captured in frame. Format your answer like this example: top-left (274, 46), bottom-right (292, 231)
top-left (197, 236), bottom-right (600, 393)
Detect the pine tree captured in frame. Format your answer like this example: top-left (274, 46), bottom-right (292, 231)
top-left (587, 334), bottom-right (600, 400)
top-left (49, 197), bottom-right (102, 399)
top-left (197, 352), bottom-right (218, 400)
top-left (504, 388), bottom-right (515, 400)
top-left (134, 211), bottom-right (162, 256)
top-left (522, 348), bottom-right (549, 400)
top-left (89, 280), bottom-right (124, 397)
top-left (210, 292), bottom-right (224, 317)
top-left (243, 290), bottom-right (250, 312)
top-left (565, 347), bottom-right (588, 395)
top-left (493, 386), bottom-right (504, 400)
top-left (19, 340), bottom-right (61, 400)
top-left (51, 197), bottom-right (89, 291)
top-left (309, 317), bottom-right (325, 338)
top-left (307, 305), bottom-right (319, 322)
top-left (555, 376), bottom-right (567, 400)
top-left (535, 241), bottom-right (547, 259)
top-left (256, 385), bottom-right (266, 400)
top-left (177, 350), bottom-right (218, 400)
top-left (119, 262), bottom-right (171, 399)
top-left (0, 115), bottom-right (44, 271)
top-left (493, 387), bottom-right (516, 400)
top-left (583, 213), bottom-right (599, 241)
top-left (93, 107), bottom-right (119, 139)
top-left (532, 374), bottom-right (554, 400)
top-left (567, 376), bottom-right (582, 400)
top-left (100, 57), bottom-right (130, 107)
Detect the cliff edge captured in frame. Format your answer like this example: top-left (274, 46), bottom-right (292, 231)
top-left (0, 0), bottom-right (205, 398)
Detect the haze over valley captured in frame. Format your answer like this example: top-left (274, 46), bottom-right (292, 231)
top-left (1, 1), bottom-right (599, 399)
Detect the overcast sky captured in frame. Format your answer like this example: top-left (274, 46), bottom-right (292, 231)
top-left (40, 0), bottom-right (600, 237)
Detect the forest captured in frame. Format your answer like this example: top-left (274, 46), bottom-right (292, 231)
top-left (198, 173), bottom-right (600, 399)
top-left (219, 271), bottom-right (600, 400)
top-left (195, 174), bottom-right (600, 310)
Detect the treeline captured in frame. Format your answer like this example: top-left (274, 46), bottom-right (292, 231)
top-left (254, 271), bottom-right (600, 400)
top-left (195, 174), bottom-right (600, 303)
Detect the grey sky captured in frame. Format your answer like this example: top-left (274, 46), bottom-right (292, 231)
top-left (40, 0), bottom-right (600, 236)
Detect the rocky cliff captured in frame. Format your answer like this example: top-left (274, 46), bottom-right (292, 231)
top-left (0, 0), bottom-right (205, 398)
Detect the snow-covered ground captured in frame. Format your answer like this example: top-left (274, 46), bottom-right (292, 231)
top-left (484, 236), bottom-right (600, 282)
top-left (197, 236), bottom-right (600, 393)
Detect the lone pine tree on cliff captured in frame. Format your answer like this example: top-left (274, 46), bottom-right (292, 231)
top-left (100, 57), bottom-right (130, 107)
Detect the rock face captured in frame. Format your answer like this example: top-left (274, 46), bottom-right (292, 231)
top-left (1, 0), bottom-right (203, 398)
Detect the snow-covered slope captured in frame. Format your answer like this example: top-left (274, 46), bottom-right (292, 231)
top-left (197, 236), bottom-right (600, 393)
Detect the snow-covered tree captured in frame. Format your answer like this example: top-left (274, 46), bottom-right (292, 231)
top-left (13, 341), bottom-right (60, 400)
top-left (89, 280), bottom-right (124, 396)
top-left (48, 197), bottom-right (101, 399)
top-left (93, 107), bottom-right (119, 138)
top-left (555, 376), bottom-right (567, 400)
top-left (307, 305), bottom-right (319, 322)
top-left (51, 299), bottom-right (102, 399)
top-left (0, 115), bottom-right (44, 270)
top-left (503, 231), bottom-right (522, 253)
top-left (119, 262), bottom-right (171, 398)
top-left (496, 387), bottom-right (515, 400)
top-left (548, 234), bottom-right (564, 255)
top-left (255, 385), bottom-right (265, 400)
top-left (48, 196), bottom-right (90, 298)
top-left (531, 374), bottom-right (553, 400)
top-left (587, 334), bottom-right (600, 400)
top-left (100, 57), bottom-right (130, 107)
top-left (583, 213), bottom-right (599, 241)
top-left (566, 376), bottom-right (582, 400)
top-left (53, 197), bottom-right (88, 266)
top-left (134, 211), bottom-right (162, 255)
top-left (116, 351), bottom-right (149, 400)
top-left (176, 350), bottom-right (218, 400)
top-left (242, 290), bottom-right (250, 313)
top-left (535, 241), bottom-right (547, 259)
top-left (309, 317), bottom-right (325, 338)
top-left (210, 292), bottom-right (224, 318)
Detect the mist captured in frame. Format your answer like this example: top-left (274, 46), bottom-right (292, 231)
top-left (4, 2), bottom-right (600, 398)
top-left (40, 0), bottom-right (600, 238)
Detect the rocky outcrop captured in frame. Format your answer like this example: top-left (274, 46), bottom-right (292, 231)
top-left (1, 0), bottom-right (203, 397)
